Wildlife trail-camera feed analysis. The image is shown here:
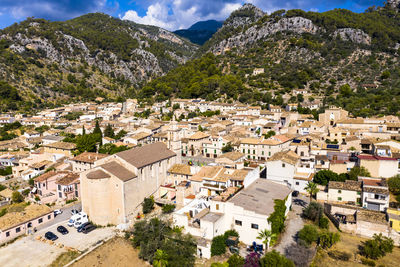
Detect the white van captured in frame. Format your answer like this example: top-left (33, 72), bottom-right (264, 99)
top-left (73, 214), bottom-right (88, 228)
top-left (67, 212), bottom-right (87, 227)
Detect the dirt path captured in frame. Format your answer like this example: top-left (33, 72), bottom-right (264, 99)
top-left (275, 195), bottom-right (308, 255)
top-left (70, 237), bottom-right (146, 267)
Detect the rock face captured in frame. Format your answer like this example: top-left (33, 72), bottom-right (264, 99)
top-left (223, 3), bottom-right (265, 28)
top-left (0, 15), bottom-right (198, 86)
top-left (387, 0), bottom-right (400, 9)
top-left (333, 28), bottom-right (371, 45)
top-left (212, 17), bottom-right (320, 54)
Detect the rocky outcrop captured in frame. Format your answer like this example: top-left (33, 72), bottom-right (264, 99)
top-left (333, 28), bottom-right (371, 45)
top-left (223, 3), bottom-right (264, 29)
top-left (212, 17), bottom-right (320, 54)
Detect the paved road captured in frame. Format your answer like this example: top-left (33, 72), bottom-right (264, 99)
top-left (36, 202), bottom-right (82, 231)
top-left (275, 194), bottom-right (308, 255)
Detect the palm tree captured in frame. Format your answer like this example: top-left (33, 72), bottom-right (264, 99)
top-left (305, 182), bottom-right (319, 202)
top-left (153, 249), bottom-right (168, 267)
top-left (257, 229), bottom-right (276, 251)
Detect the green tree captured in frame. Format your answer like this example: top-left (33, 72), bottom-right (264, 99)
top-left (227, 254), bottom-right (244, 267)
top-left (298, 225), bottom-right (319, 247)
top-left (362, 234), bottom-right (394, 260)
top-left (142, 197), bottom-right (154, 214)
top-left (303, 201), bottom-right (323, 223)
top-left (257, 229), bottom-right (277, 251)
top-left (348, 166), bottom-right (370, 180)
top-left (211, 235), bottom-right (226, 256)
top-left (76, 134), bottom-right (98, 153)
top-left (305, 182), bottom-right (319, 202)
top-left (11, 191), bottom-right (24, 203)
top-left (93, 120), bottom-right (102, 137)
top-left (103, 124), bottom-right (115, 138)
top-left (314, 170), bottom-right (340, 185)
top-left (260, 250), bottom-right (294, 267)
top-left (222, 143), bottom-right (234, 153)
top-left (318, 231), bottom-right (340, 249)
top-left (388, 175), bottom-right (400, 195)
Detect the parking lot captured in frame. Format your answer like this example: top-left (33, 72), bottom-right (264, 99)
top-left (0, 220), bottom-right (116, 267)
top-left (35, 221), bottom-right (116, 251)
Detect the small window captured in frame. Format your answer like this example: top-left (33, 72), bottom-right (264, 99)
top-left (58, 185), bottom-right (61, 190)
top-left (235, 220), bottom-right (242, 226)
top-left (216, 204), bottom-right (219, 210)
top-left (38, 218), bottom-right (43, 224)
top-left (338, 197), bottom-right (342, 201)
top-left (282, 163), bottom-right (286, 168)
top-left (251, 224), bottom-right (259, 229)
top-left (16, 227), bottom-right (21, 233)
top-left (338, 190), bottom-right (342, 193)
top-left (48, 215), bottom-right (51, 220)
top-left (357, 192), bottom-right (361, 195)
top-left (6, 232), bottom-right (10, 237)
top-left (296, 182), bottom-right (299, 185)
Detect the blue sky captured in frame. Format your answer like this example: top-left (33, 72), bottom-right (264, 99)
top-left (0, 0), bottom-right (384, 30)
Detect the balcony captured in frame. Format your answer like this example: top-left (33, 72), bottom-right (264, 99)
top-left (202, 183), bottom-right (226, 191)
top-left (365, 197), bottom-right (387, 205)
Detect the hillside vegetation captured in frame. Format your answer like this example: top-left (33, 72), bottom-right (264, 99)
top-left (0, 13), bottom-right (197, 112)
top-left (138, 2), bottom-right (400, 117)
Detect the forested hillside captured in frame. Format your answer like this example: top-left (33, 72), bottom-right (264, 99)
top-left (139, 2), bottom-right (400, 117)
top-left (0, 13), bottom-right (198, 112)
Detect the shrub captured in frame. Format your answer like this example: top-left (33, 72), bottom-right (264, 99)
top-left (224, 229), bottom-right (239, 240)
top-left (327, 250), bottom-right (351, 261)
top-left (361, 257), bottom-right (376, 266)
top-left (11, 191), bottom-right (24, 203)
top-left (318, 231), bottom-right (340, 249)
top-left (285, 243), bottom-right (315, 266)
top-left (162, 204), bottom-right (175, 214)
top-left (0, 208), bottom-right (7, 217)
top-left (268, 199), bottom-right (287, 235)
top-left (227, 254), bottom-right (244, 267)
top-left (361, 234), bottom-right (394, 259)
top-left (318, 216), bottom-right (329, 229)
top-left (211, 235), bottom-right (226, 256)
top-left (260, 250), bottom-right (294, 267)
top-left (303, 202), bottom-right (323, 223)
top-left (211, 263), bottom-right (229, 267)
top-left (298, 225), bottom-right (319, 246)
top-left (142, 197), bottom-right (154, 214)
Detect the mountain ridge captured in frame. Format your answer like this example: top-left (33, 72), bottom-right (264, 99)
top-left (173, 20), bottom-right (223, 45)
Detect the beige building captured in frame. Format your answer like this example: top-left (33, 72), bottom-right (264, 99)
top-left (81, 142), bottom-right (177, 226)
top-left (71, 152), bottom-right (108, 172)
top-left (318, 106), bottom-right (349, 126)
top-left (43, 141), bottom-right (76, 158)
top-left (358, 154), bottom-right (398, 178)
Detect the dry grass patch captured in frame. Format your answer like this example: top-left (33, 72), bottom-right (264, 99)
top-left (311, 232), bottom-right (400, 267)
top-left (49, 251), bottom-right (80, 267)
top-left (70, 237), bottom-right (145, 267)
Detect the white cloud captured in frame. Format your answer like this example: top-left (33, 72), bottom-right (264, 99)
top-left (121, 0), bottom-right (242, 31)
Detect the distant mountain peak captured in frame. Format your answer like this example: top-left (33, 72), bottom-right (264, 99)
top-left (174, 20), bottom-right (223, 45)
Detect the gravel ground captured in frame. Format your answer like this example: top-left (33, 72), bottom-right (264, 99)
top-left (275, 194), bottom-right (308, 255)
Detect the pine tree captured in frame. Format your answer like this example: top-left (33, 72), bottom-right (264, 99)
top-left (104, 124), bottom-right (115, 138)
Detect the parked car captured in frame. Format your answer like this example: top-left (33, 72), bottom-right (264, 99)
top-left (292, 190), bottom-right (299, 197)
top-left (54, 209), bottom-right (62, 216)
top-left (81, 224), bottom-right (96, 234)
top-left (57, 225), bottom-right (69, 235)
top-left (77, 222), bottom-right (90, 233)
top-left (71, 209), bottom-right (79, 215)
top-left (45, 231), bottom-right (58, 241)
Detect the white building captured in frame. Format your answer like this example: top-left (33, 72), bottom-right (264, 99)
top-left (173, 179), bottom-right (291, 258)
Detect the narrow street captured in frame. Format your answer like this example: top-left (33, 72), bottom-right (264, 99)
top-left (275, 194), bottom-right (308, 255)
